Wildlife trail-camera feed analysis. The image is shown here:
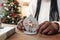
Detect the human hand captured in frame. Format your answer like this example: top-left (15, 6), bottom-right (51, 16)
top-left (17, 20), bottom-right (24, 31)
top-left (37, 21), bottom-right (59, 35)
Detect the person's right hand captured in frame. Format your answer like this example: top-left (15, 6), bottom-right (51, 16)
top-left (17, 20), bottom-right (24, 31)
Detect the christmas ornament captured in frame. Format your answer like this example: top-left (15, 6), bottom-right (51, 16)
top-left (3, 3), bottom-right (6, 7)
top-left (11, 4), bottom-right (13, 6)
top-left (4, 7), bottom-right (9, 11)
top-left (8, 4), bottom-right (10, 6)
top-left (12, 18), bottom-right (14, 20)
top-left (14, 0), bottom-right (17, 4)
top-left (10, 2), bottom-right (14, 5)
top-left (0, 3), bottom-right (3, 7)
top-left (7, 16), bottom-right (11, 18)
top-left (12, 21), bottom-right (14, 23)
top-left (10, 12), bottom-right (16, 17)
top-left (23, 15), bottom-right (38, 34)
top-left (15, 6), bottom-right (17, 8)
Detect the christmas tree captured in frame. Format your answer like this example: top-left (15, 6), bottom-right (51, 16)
top-left (2, 0), bottom-right (21, 25)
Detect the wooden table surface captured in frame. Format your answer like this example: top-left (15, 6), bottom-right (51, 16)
top-left (1, 24), bottom-right (60, 40)
top-left (7, 28), bottom-right (60, 40)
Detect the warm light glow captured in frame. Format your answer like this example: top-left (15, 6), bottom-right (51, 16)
top-left (17, 0), bottom-right (31, 17)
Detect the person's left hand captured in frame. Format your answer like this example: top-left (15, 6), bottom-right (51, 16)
top-left (37, 21), bottom-right (59, 35)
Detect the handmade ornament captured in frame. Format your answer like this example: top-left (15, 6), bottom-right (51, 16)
top-left (23, 15), bottom-right (38, 34)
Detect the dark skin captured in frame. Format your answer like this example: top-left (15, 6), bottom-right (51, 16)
top-left (17, 20), bottom-right (59, 35)
top-left (37, 21), bottom-right (59, 35)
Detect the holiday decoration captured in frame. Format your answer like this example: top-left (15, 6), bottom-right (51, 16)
top-left (2, 0), bottom-right (21, 25)
top-left (23, 15), bottom-right (38, 34)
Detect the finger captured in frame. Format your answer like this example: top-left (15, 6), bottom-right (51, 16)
top-left (22, 27), bottom-right (25, 31)
top-left (17, 23), bottom-right (23, 30)
top-left (42, 27), bottom-right (50, 34)
top-left (47, 24), bottom-right (54, 35)
top-left (39, 21), bottom-right (50, 33)
top-left (17, 25), bottom-right (22, 30)
top-left (51, 23), bottom-right (59, 31)
top-left (48, 31), bottom-right (53, 35)
top-left (39, 21), bottom-right (49, 27)
top-left (36, 25), bottom-right (42, 33)
top-left (37, 21), bottom-right (48, 33)
top-left (36, 23), bottom-right (45, 33)
top-left (17, 20), bottom-right (22, 24)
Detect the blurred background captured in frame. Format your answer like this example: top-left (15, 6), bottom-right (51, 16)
top-left (0, 0), bottom-right (31, 25)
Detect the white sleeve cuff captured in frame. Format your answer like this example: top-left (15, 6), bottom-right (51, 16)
top-left (51, 21), bottom-right (60, 32)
